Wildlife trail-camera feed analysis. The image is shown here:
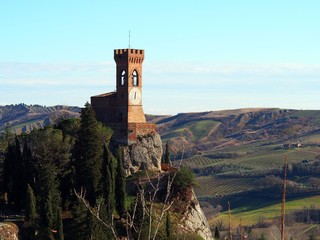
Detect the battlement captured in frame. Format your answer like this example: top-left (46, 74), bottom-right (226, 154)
top-left (114, 49), bottom-right (144, 64)
top-left (114, 49), bottom-right (144, 55)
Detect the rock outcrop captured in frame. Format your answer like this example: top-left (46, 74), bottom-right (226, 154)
top-left (123, 133), bottom-right (163, 176)
top-left (0, 223), bottom-right (19, 240)
top-left (178, 190), bottom-right (214, 240)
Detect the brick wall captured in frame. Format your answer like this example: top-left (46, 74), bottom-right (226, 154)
top-left (128, 122), bottom-right (156, 144)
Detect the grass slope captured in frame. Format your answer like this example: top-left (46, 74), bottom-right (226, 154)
top-left (209, 195), bottom-right (320, 226)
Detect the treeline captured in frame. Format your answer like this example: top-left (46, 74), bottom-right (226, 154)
top-left (0, 103), bottom-right (125, 239)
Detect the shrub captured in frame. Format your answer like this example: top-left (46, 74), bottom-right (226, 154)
top-left (173, 166), bottom-right (197, 192)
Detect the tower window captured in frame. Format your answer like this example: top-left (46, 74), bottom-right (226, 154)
top-left (121, 70), bottom-right (126, 86)
top-left (132, 70), bottom-right (138, 86)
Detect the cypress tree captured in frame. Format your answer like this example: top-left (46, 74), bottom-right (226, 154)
top-left (25, 184), bottom-right (37, 225)
top-left (22, 141), bottom-right (33, 185)
top-left (3, 143), bottom-right (15, 202)
top-left (115, 147), bottom-right (126, 216)
top-left (164, 141), bottom-right (171, 165)
top-left (132, 193), bottom-right (146, 239)
top-left (39, 191), bottom-right (53, 240)
top-left (69, 199), bottom-right (88, 240)
top-left (102, 146), bottom-right (116, 215)
top-left (3, 137), bottom-right (25, 206)
top-left (25, 184), bottom-right (37, 240)
top-left (75, 102), bottom-right (103, 206)
top-left (55, 207), bottom-right (64, 240)
top-left (14, 137), bottom-right (26, 207)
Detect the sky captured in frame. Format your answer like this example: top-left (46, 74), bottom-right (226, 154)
top-left (1, 1), bottom-right (319, 115)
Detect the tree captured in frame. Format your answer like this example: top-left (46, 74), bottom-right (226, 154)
top-left (13, 137), bottom-right (24, 207)
top-left (25, 184), bottom-right (36, 224)
top-left (22, 141), bottom-right (34, 186)
top-left (55, 207), bottom-right (64, 240)
top-left (2, 137), bottom-right (28, 207)
top-left (39, 191), bottom-right (54, 240)
top-left (74, 102), bottom-right (104, 206)
top-left (3, 142), bottom-right (15, 203)
top-left (102, 145), bottom-right (116, 215)
top-left (163, 141), bottom-right (171, 165)
top-left (172, 166), bottom-right (197, 195)
top-left (69, 199), bottom-right (88, 240)
top-left (28, 127), bottom-right (70, 239)
top-left (70, 197), bottom-right (111, 240)
top-left (115, 146), bottom-right (126, 216)
top-left (74, 155), bottom-right (189, 240)
top-left (25, 184), bottom-right (37, 240)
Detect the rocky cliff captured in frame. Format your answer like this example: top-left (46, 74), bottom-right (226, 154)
top-left (122, 132), bottom-right (213, 239)
top-left (178, 190), bottom-right (214, 240)
top-left (122, 132), bottom-right (163, 176)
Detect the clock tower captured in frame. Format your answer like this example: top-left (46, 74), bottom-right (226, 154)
top-left (91, 48), bottom-right (156, 145)
top-left (114, 49), bottom-right (146, 123)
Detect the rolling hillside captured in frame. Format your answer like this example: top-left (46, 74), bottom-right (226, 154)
top-left (147, 108), bottom-right (320, 158)
top-left (0, 104), bottom-right (80, 134)
top-left (146, 108), bottom-right (320, 231)
top-left (1, 104), bottom-right (320, 232)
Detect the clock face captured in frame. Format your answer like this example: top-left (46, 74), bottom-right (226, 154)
top-left (129, 88), bottom-right (142, 105)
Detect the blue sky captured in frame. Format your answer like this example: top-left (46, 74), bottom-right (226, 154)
top-left (1, 1), bottom-right (319, 114)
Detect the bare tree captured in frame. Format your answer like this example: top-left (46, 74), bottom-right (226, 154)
top-left (75, 187), bottom-right (119, 240)
top-left (75, 153), bottom-right (184, 240)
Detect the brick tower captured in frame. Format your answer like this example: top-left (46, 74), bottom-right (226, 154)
top-left (91, 49), bottom-right (156, 145)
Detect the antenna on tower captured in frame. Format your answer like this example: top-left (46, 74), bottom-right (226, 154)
top-left (128, 30), bottom-right (131, 49)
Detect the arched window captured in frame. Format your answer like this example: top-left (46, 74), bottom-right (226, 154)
top-left (121, 70), bottom-right (126, 86)
top-left (132, 70), bottom-right (138, 86)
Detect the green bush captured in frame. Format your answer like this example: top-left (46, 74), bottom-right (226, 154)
top-left (173, 166), bottom-right (197, 191)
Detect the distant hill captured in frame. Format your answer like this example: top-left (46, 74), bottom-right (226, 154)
top-left (0, 104), bottom-right (80, 134)
top-left (146, 108), bottom-right (320, 157)
top-left (1, 104), bottom-right (320, 157)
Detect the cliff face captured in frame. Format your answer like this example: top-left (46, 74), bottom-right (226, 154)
top-left (122, 133), bottom-right (163, 176)
top-left (178, 190), bottom-right (214, 240)
top-left (178, 188), bottom-right (213, 240)
top-left (122, 133), bottom-right (213, 239)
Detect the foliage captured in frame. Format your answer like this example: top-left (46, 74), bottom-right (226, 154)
top-left (102, 145), bottom-right (116, 214)
top-left (162, 141), bottom-right (171, 165)
top-left (74, 103), bottom-right (103, 206)
top-left (115, 146), bottom-right (126, 216)
top-left (55, 207), bottom-right (64, 240)
top-left (25, 184), bottom-right (36, 225)
top-left (74, 102), bottom-right (112, 206)
top-left (24, 184), bottom-right (37, 240)
top-left (69, 199), bottom-right (89, 240)
top-left (173, 166), bottom-right (197, 193)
